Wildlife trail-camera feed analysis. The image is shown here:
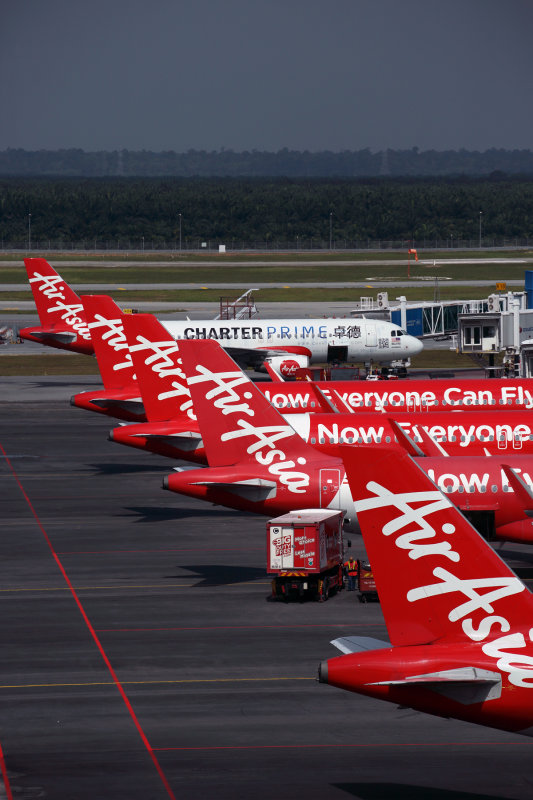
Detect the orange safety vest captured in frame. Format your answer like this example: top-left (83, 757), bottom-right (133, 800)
top-left (344, 559), bottom-right (358, 576)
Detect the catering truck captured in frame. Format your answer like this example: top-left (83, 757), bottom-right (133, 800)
top-left (267, 509), bottom-right (345, 602)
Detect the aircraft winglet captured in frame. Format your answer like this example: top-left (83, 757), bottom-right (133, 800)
top-left (501, 465), bottom-right (533, 517)
top-left (389, 419), bottom-right (449, 458)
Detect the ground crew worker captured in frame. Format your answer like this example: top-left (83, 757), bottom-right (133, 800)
top-left (344, 556), bottom-right (358, 591)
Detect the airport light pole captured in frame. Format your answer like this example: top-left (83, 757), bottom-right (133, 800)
top-left (179, 213), bottom-right (182, 251)
top-left (329, 212), bottom-right (333, 250)
top-left (28, 213), bottom-right (31, 250)
top-left (479, 211), bottom-right (483, 248)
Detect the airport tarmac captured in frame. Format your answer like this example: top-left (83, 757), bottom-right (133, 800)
top-left (1, 383), bottom-right (533, 798)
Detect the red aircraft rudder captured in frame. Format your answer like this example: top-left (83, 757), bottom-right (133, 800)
top-left (341, 445), bottom-right (533, 648)
top-left (177, 338), bottom-right (321, 469)
top-left (122, 314), bottom-right (195, 423)
top-left (81, 295), bottom-right (136, 390)
top-left (21, 258), bottom-right (93, 353)
top-left (24, 258), bottom-right (89, 332)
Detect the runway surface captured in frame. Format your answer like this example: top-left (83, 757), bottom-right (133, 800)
top-left (1, 383), bottom-right (533, 798)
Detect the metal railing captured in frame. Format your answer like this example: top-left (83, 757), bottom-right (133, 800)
top-left (1, 237), bottom-right (532, 253)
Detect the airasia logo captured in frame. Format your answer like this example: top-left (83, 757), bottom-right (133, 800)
top-left (354, 480), bottom-right (533, 688)
top-left (279, 360), bottom-right (300, 376)
top-left (88, 314), bottom-right (134, 374)
top-left (28, 271), bottom-right (91, 340)
top-left (187, 365), bottom-right (310, 493)
top-left (128, 335), bottom-right (196, 420)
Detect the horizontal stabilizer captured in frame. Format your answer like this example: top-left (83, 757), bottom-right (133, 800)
top-left (135, 431), bottom-right (202, 440)
top-left (89, 398), bottom-right (144, 411)
top-left (30, 329), bottom-right (77, 344)
top-left (133, 432), bottom-right (203, 451)
top-left (190, 477), bottom-right (277, 501)
top-left (370, 666), bottom-right (502, 705)
top-left (331, 636), bottom-right (391, 654)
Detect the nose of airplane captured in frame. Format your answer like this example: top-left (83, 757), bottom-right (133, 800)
top-left (408, 336), bottom-right (424, 355)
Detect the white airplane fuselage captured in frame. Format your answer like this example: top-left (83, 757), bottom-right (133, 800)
top-left (162, 317), bottom-right (422, 365)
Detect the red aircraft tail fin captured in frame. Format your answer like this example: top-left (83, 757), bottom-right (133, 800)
top-left (121, 313), bottom-right (195, 423)
top-left (81, 295), bottom-right (136, 390)
top-left (341, 445), bottom-right (533, 648)
top-left (21, 258), bottom-right (93, 352)
top-left (177, 338), bottom-right (320, 469)
top-left (24, 257), bottom-right (91, 335)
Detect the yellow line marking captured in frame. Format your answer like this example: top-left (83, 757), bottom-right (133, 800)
top-left (0, 677), bottom-right (313, 689)
top-left (0, 582), bottom-right (270, 593)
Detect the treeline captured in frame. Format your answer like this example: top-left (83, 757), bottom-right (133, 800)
top-left (1, 148), bottom-right (533, 178)
top-left (1, 176), bottom-right (533, 242)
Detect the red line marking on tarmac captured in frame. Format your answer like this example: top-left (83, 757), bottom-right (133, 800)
top-left (0, 443), bottom-right (177, 800)
top-left (0, 739), bottom-right (14, 800)
top-left (96, 622), bottom-right (382, 632)
top-left (153, 740), bottom-right (523, 752)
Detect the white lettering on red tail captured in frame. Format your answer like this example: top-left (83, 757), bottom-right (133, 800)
top-left (88, 314), bottom-right (133, 372)
top-left (355, 478), bottom-right (533, 687)
top-left (29, 271), bottom-right (91, 340)
top-left (129, 335), bottom-right (195, 419)
top-left (188, 364), bottom-right (310, 493)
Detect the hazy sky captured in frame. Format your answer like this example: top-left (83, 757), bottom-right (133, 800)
top-left (1, 0), bottom-right (532, 153)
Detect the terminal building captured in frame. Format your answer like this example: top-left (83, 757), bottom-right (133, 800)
top-left (352, 272), bottom-right (533, 378)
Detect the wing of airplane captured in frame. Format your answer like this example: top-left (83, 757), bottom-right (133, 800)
top-left (224, 344), bottom-right (311, 370)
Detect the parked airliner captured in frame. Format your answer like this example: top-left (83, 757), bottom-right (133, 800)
top-left (20, 258), bottom-right (423, 370)
top-left (161, 338), bottom-right (533, 544)
top-left (319, 444), bottom-right (533, 736)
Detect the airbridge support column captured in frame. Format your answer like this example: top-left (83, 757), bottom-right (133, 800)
top-left (512, 298), bottom-right (521, 349)
top-left (396, 296), bottom-right (407, 332)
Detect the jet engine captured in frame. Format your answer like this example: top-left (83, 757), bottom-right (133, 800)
top-left (262, 353), bottom-right (309, 378)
